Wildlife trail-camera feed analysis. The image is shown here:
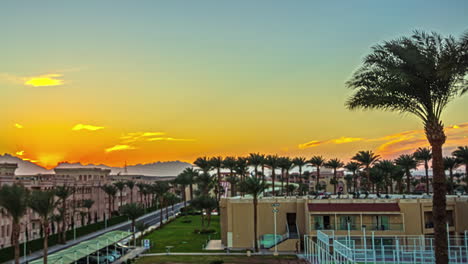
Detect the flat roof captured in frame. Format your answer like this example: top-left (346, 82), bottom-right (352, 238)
top-left (308, 203), bottom-right (400, 212)
top-left (29, 231), bottom-right (131, 264)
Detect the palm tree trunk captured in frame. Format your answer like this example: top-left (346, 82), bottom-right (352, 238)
top-left (130, 188), bottom-right (134, 203)
top-left (189, 184), bottom-right (193, 200)
top-left (272, 169), bottom-right (276, 196)
top-left (449, 169), bottom-right (454, 195)
top-left (108, 195), bottom-right (112, 218)
top-left (425, 161), bottom-right (430, 194)
top-left (43, 220), bottom-right (49, 264)
top-left (183, 185), bottom-right (187, 208)
top-left (426, 121), bottom-right (448, 264)
top-left (333, 170), bottom-right (337, 195)
top-left (12, 222), bottom-right (20, 264)
top-left (286, 171), bottom-right (290, 196)
top-left (406, 169), bottom-right (411, 194)
top-left (261, 165), bottom-right (265, 182)
top-left (316, 167), bottom-right (320, 192)
top-left (253, 198), bottom-right (258, 252)
top-left (159, 199), bottom-right (164, 227)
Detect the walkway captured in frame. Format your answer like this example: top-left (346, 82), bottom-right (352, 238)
top-left (113, 247), bottom-right (146, 264)
top-left (17, 202), bottom-right (185, 264)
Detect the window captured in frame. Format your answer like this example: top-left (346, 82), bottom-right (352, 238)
top-left (339, 216), bottom-right (357, 230)
top-left (373, 215), bottom-right (389, 230)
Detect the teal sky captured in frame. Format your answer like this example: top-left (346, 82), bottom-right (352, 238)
top-left (1, 0), bottom-right (467, 167)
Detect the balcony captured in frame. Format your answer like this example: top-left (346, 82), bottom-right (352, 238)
top-left (312, 223), bottom-right (403, 231)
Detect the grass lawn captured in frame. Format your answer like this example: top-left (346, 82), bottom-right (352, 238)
top-left (136, 255), bottom-right (299, 264)
top-left (142, 215), bottom-right (221, 253)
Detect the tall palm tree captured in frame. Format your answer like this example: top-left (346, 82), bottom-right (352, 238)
top-left (153, 181), bottom-right (170, 227)
top-left (82, 199), bottom-right (94, 224)
top-left (29, 190), bottom-right (59, 264)
top-left (0, 184), bottom-right (29, 264)
top-left (414, 147), bottom-right (432, 194)
top-left (125, 180), bottom-right (136, 203)
top-left (194, 156), bottom-right (212, 173)
top-left (292, 157), bottom-right (307, 184)
top-left (265, 155), bottom-right (280, 196)
top-left (209, 156), bottom-right (223, 202)
top-left (278, 157), bottom-right (293, 196)
top-left (248, 153), bottom-right (264, 178)
top-left (374, 160), bottom-right (397, 194)
top-left (182, 167), bottom-right (197, 200)
top-left (324, 158), bottom-right (344, 194)
top-left (444, 157), bottom-right (459, 194)
top-left (395, 154), bottom-right (418, 194)
top-left (309, 156), bottom-right (326, 192)
top-left (101, 184), bottom-right (117, 217)
top-left (120, 203), bottom-right (144, 242)
top-left (54, 186), bottom-right (73, 244)
top-left (238, 176), bottom-right (268, 252)
top-left (351, 151), bottom-right (380, 192)
top-left (344, 162), bottom-right (360, 192)
top-left (452, 146), bottom-right (468, 183)
top-left (113, 181), bottom-right (126, 209)
top-left (235, 157), bottom-right (249, 196)
top-left (175, 171), bottom-right (191, 207)
top-left (223, 156), bottom-right (238, 197)
top-left (346, 31), bottom-right (468, 263)
top-left (136, 182), bottom-right (146, 206)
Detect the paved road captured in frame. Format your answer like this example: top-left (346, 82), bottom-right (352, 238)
top-left (15, 202), bottom-right (186, 264)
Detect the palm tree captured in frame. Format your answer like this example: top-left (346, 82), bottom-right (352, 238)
top-left (395, 154), bottom-right (418, 194)
top-left (444, 157), bottom-right (459, 194)
top-left (248, 153), bottom-right (264, 178)
top-left (153, 181), bottom-right (170, 227)
top-left (175, 171), bottom-right (191, 207)
top-left (136, 182), bottom-right (146, 206)
top-left (125, 180), bottom-right (136, 203)
top-left (182, 168), bottom-right (198, 200)
top-left (346, 31), bottom-right (468, 263)
top-left (374, 160), bottom-right (397, 194)
top-left (235, 157), bottom-right (249, 196)
top-left (278, 157), bottom-right (293, 196)
top-left (414, 147), bottom-right (432, 194)
top-left (351, 151), bottom-right (380, 192)
top-left (82, 199), bottom-right (94, 224)
top-left (0, 184), bottom-right (29, 264)
top-left (309, 156), bottom-right (326, 192)
top-left (114, 181), bottom-right (126, 209)
top-left (325, 158), bottom-right (344, 194)
top-left (120, 203), bottom-right (144, 242)
top-left (194, 156), bottom-right (212, 173)
top-left (265, 155), bottom-right (280, 196)
top-left (344, 162), bottom-right (361, 192)
top-left (238, 176), bottom-right (268, 252)
top-left (191, 195), bottom-right (217, 228)
top-left (54, 186), bottom-right (73, 244)
top-left (209, 156), bottom-right (223, 204)
top-left (223, 156), bottom-right (238, 197)
top-left (452, 146), bottom-right (468, 183)
top-left (292, 157), bottom-right (307, 184)
top-left (29, 190), bottom-right (59, 264)
top-left (101, 184), bottom-right (117, 217)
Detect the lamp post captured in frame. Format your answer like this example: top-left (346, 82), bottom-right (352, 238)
top-left (272, 202), bottom-right (280, 256)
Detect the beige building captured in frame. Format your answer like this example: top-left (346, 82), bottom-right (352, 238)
top-left (0, 163), bottom-right (176, 248)
top-left (220, 196), bottom-right (468, 251)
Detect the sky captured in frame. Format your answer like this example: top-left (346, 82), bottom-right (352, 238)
top-left (1, 0), bottom-right (467, 169)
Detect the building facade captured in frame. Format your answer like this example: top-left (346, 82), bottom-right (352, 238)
top-left (0, 163), bottom-right (176, 248)
top-left (220, 196), bottom-right (468, 251)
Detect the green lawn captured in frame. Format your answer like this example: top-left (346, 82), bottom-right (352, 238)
top-left (142, 215), bottom-right (221, 253)
top-left (136, 255), bottom-right (299, 264)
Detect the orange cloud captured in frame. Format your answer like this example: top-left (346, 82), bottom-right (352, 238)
top-left (14, 123), bottom-right (23, 129)
top-left (15, 150), bottom-right (25, 156)
top-left (120, 132), bottom-right (166, 143)
top-left (105, 144), bottom-right (137, 153)
top-left (72, 124), bottom-right (105, 131)
top-left (24, 74), bottom-right (64, 87)
top-left (299, 137), bottom-right (363, 149)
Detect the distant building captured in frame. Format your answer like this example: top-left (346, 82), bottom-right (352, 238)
top-left (0, 163), bottom-right (176, 248)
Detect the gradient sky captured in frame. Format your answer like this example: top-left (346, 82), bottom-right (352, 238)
top-left (1, 0), bottom-right (467, 168)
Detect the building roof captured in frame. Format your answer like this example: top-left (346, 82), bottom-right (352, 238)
top-left (308, 203), bottom-right (400, 212)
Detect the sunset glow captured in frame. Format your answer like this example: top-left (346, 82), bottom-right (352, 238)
top-left (1, 1), bottom-right (467, 169)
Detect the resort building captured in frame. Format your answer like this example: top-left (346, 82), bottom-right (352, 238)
top-left (220, 195), bottom-right (468, 252)
top-left (0, 163), bottom-right (175, 248)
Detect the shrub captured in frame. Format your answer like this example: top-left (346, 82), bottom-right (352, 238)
top-left (200, 229), bottom-right (216, 234)
top-left (193, 229), bottom-right (200, 234)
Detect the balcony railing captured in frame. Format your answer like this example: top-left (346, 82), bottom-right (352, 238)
top-left (312, 223), bottom-right (404, 231)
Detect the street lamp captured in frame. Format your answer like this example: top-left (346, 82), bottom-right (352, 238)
top-left (272, 202), bottom-right (280, 256)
